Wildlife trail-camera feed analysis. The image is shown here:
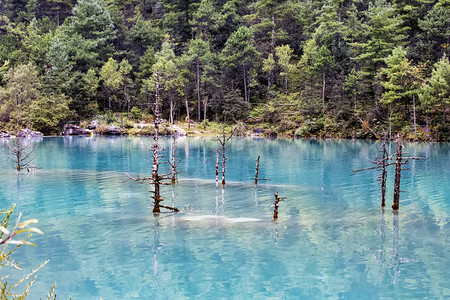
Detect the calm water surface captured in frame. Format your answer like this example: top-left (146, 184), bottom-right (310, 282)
top-left (0, 136), bottom-right (449, 299)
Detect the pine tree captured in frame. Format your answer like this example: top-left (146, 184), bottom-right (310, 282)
top-left (352, 0), bottom-right (407, 99)
top-left (221, 26), bottom-right (260, 103)
top-left (60, 0), bottom-right (117, 71)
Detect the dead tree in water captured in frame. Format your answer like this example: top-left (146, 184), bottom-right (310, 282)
top-left (215, 145), bottom-right (220, 185)
top-left (391, 134), bottom-right (426, 210)
top-left (353, 133), bottom-right (425, 210)
top-left (255, 156), bottom-right (260, 185)
top-left (216, 127), bottom-right (234, 186)
top-left (7, 138), bottom-right (37, 172)
top-left (168, 136), bottom-right (182, 184)
top-left (254, 156), bottom-right (269, 185)
top-left (352, 136), bottom-right (389, 207)
top-left (127, 69), bottom-right (180, 214)
top-left (273, 190), bottom-right (286, 221)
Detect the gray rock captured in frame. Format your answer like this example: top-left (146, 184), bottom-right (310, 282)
top-left (62, 124), bottom-right (92, 136)
top-left (17, 129), bottom-right (43, 138)
top-left (106, 125), bottom-right (122, 135)
top-left (87, 121), bottom-right (99, 130)
top-left (0, 131), bottom-right (10, 138)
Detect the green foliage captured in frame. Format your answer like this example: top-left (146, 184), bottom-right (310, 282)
top-left (0, 64), bottom-right (74, 134)
top-left (130, 106), bottom-right (142, 120)
top-left (262, 54), bottom-right (275, 75)
top-left (418, 4), bottom-right (450, 62)
top-left (222, 89), bottom-right (251, 122)
top-left (0, 0), bottom-right (449, 140)
top-left (0, 61), bottom-right (10, 84)
top-left (127, 16), bottom-right (162, 59)
top-left (190, 0), bottom-right (222, 41)
top-left (221, 26), bottom-right (259, 70)
top-left (221, 26), bottom-right (260, 102)
top-left (420, 55), bottom-right (450, 112)
top-left (232, 121), bottom-right (248, 136)
top-left (294, 117), bottom-right (324, 137)
top-left (29, 94), bottom-right (74, 135)
top-left (275, 44), bottom-right (295, 95)
top-left (310, 45), bottom-right (333, 75)
top-left (101, 58), bottom-right (122, 90)
top-left (60, 0), bottom-right (116, 71)
top-left (0, 64), bottom-right (40, 130)
top-left (248, 104), bottom-right (265, 119)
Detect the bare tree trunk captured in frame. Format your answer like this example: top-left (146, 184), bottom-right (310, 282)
top-left (271, 15), bottom-right (275, 52)
top-left (322, 72), bottom-right (326, 114)
top-left (412, 94), bottom-right (417, 141)
top-left (380, 138), bottom-right (387, 207)
top-left (255, 156), bottom-right (260, 185)
top-left (216, 127), bottom-right (234, 187)
top-left (221, 142), bottom-right (226, 186)
top-left (169, 95), bottom-right (174, 125)
top-left (243, 68), bottom-right (248, 103)
top-left (352, 134), bottom-right (389, 207)
top-left (273, 190), bottom-right (285, 221)
top-left (392, 134), bottom-right (402, 211)
top-left (285, 73), bottom-right (288, 100)
top-left (124, 85), bottom-right (131, 118)
top-left (197, 59), bottom-right (201, 122)
top-left (389, 107), bottom-right (392, 140)
top-left (185, 95), bottom-right (190, 129)
top-left (203, 96), bottom-right (208, 130)
top-left (152, 69), bottom-right (162, 213)
top-left (169, 136), bottom-right (182, 184)
top-left (215, 146), bottom-right (219, 186)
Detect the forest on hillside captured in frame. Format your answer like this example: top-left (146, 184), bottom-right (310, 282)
top-left (0, 0), bottom-right (449, 140)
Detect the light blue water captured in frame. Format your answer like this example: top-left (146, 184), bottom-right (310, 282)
top-left (0, 136), bottom-right (449, 299)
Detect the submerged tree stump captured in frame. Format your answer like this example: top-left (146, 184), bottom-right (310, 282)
top-left (255, 156), bottom-right (260, 185)
top-left (273, 190), bottom-right (286, 221)
top-left (254, 155), bottom-right (269, 185)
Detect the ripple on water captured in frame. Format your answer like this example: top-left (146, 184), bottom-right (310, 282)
top-left (1, 137), bottom-right (449, 300)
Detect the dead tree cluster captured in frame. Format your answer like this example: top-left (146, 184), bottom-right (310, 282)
top-left (353, 133), bottom-right (425, 210)
top-left (7, 137), bottom-right (37, 172)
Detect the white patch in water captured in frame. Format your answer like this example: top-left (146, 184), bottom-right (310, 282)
top-left (180, 215), bottom-right (262, 223)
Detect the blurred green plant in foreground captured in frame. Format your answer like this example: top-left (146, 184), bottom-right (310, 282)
top-left (0, 204), bottom-right (55, 300)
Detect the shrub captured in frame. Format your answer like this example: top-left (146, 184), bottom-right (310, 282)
top-left (277, 119), bottom-right (296, 132)
top-left (233, 121), bottom-right (248, 136)
top-left (248, 104), bottom-right (265, 119)
top-left (130, 107), bottom-right (142, 121)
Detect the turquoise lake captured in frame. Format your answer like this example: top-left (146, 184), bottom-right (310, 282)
top-left (0, 136), bottom-right (449, 299)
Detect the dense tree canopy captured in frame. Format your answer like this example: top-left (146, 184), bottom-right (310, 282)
top-left (0, 0), bottom-right (449, 139)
